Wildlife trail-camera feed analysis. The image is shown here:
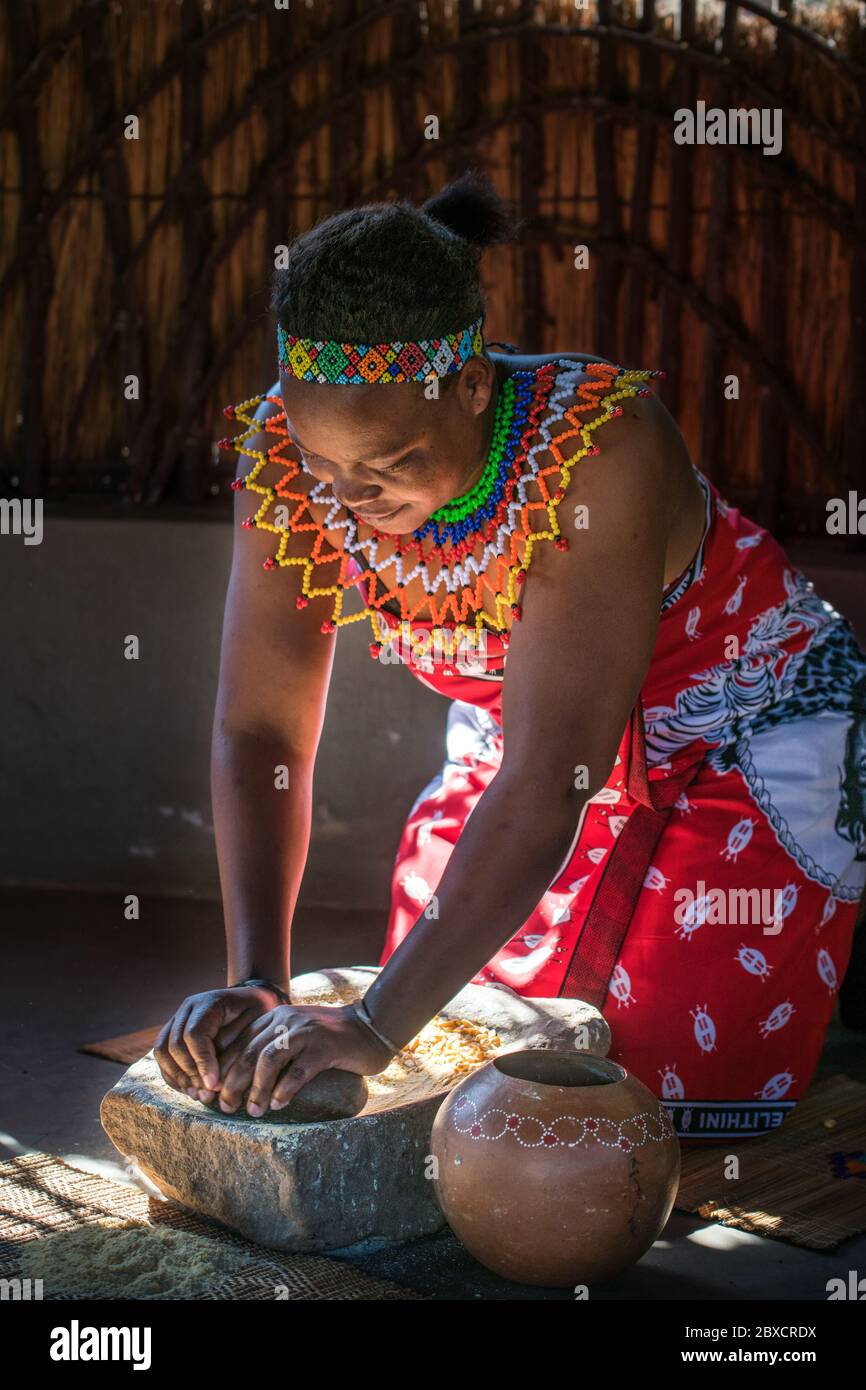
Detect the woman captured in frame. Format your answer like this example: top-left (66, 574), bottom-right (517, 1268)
top-left (155, 171), bottom-right (866, 1142)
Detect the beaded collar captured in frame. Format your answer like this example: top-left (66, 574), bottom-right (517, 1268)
top-left (221, 360), bottom-right (662, 658)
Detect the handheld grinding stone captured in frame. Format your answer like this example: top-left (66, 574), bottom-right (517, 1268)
top-left (201, 1068), bottom-right (368, 1124)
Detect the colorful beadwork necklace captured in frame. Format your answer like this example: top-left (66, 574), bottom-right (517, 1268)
top-left (223, 359), bottom-right (664, 657)
top-left (414, 372), bottom-right (536, 547)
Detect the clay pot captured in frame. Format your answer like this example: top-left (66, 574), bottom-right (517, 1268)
top-left (430, 1050), bottom-right (680, 1287)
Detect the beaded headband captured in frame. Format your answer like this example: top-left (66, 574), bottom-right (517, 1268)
top-left (277, 315), bottom-right (485, 385)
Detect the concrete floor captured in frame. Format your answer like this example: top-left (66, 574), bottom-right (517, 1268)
top-left (1, 886), bottom-right (864, 1301)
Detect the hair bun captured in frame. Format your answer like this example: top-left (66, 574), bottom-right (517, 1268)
top-left (420, 169), bottom-right (521, 252)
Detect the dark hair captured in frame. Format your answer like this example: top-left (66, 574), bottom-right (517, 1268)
top-left (269, 169), bottom-right (521, 345)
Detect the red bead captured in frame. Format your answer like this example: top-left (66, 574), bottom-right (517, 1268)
top-left (589, 444), bottom-right (601, 456)
top-left (516, 568), bottom-right (526, 585)
top-left (611, 405), bottom-right (624, 417)
top-left (554, 486), bottom-right (565, 501)
top-left (222, 405), bottom-right (235, 419)
top-left (241, 517), bottom-right (253, 529)
top-left (369, 643), bottom-right (380, 659)
top-left (321, 621), bottom-right (335, 634)
top-left (656, 369), bottom-right (668, 379)
top-left (511, 604), bottom-right (522, 620)
top-left (230, 478), bottom-right (244, 491)
top-left (263, 556), bottom-right (276, 570)
top-left (218, 437), bottom-right (232, 450)
top-left (296, 596), bottom-right (308, 609)
top-left (554, 537), bottom-right (569, 551)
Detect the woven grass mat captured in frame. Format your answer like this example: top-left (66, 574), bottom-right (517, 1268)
top-left (0, 1152), bottom-right (425, 1300)
top-left (80, 1026), bottom-right (160, 1064)
top-left (674, 1074), bottom-right (866, 1250)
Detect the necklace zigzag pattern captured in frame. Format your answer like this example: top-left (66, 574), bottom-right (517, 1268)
top-left (221, 360), bottom-right (662, 654)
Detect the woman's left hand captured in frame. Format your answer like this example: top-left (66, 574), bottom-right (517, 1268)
top-left (213, 1003), bottom-right (393, 1116)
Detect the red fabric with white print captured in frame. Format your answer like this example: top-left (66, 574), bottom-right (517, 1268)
top-left (377, 467), bottom-right (864, 1139)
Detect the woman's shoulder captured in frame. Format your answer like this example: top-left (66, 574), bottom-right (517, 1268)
top-left (502, 352), bottom-right (666, 430)
top-left (221, 382), bottom-right (287, 478)
top-left (514, 357), bottom-right (672, 531)
top-left (220, 384), bottom-right (352, 574)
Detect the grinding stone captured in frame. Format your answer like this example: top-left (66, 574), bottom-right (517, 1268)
top-left (101, 968), bottom-right (610, 1252)
top-left (202, 1069), bottom-right (368, 1124)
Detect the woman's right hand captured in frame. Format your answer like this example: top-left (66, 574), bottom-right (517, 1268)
top-left (154, 984), bottom-right (283, 1100)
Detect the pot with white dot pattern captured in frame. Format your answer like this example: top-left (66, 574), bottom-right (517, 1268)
top-left (430, 1050), bottom-right (680, 1287)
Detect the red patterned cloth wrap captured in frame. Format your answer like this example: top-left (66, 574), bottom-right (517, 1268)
top-left (370, 408), bottom-right (866, 1143)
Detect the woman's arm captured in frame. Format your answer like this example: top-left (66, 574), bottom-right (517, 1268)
top-left (155, 386), bottom-right (338, 1093)
top-left (213, 396), bottom-right (338, 991)
top-left (362, 393), bottom-right (672, 1044)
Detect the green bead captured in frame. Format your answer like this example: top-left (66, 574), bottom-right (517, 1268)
top-left (428, 384), bottom-right (520, 525)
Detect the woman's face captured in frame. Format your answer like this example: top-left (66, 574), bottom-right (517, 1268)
top-left (279, 354), bottom-right (500, 535)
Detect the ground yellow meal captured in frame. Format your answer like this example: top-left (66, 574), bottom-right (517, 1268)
top-left (364, 1014), bottom-right (501, 1112)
